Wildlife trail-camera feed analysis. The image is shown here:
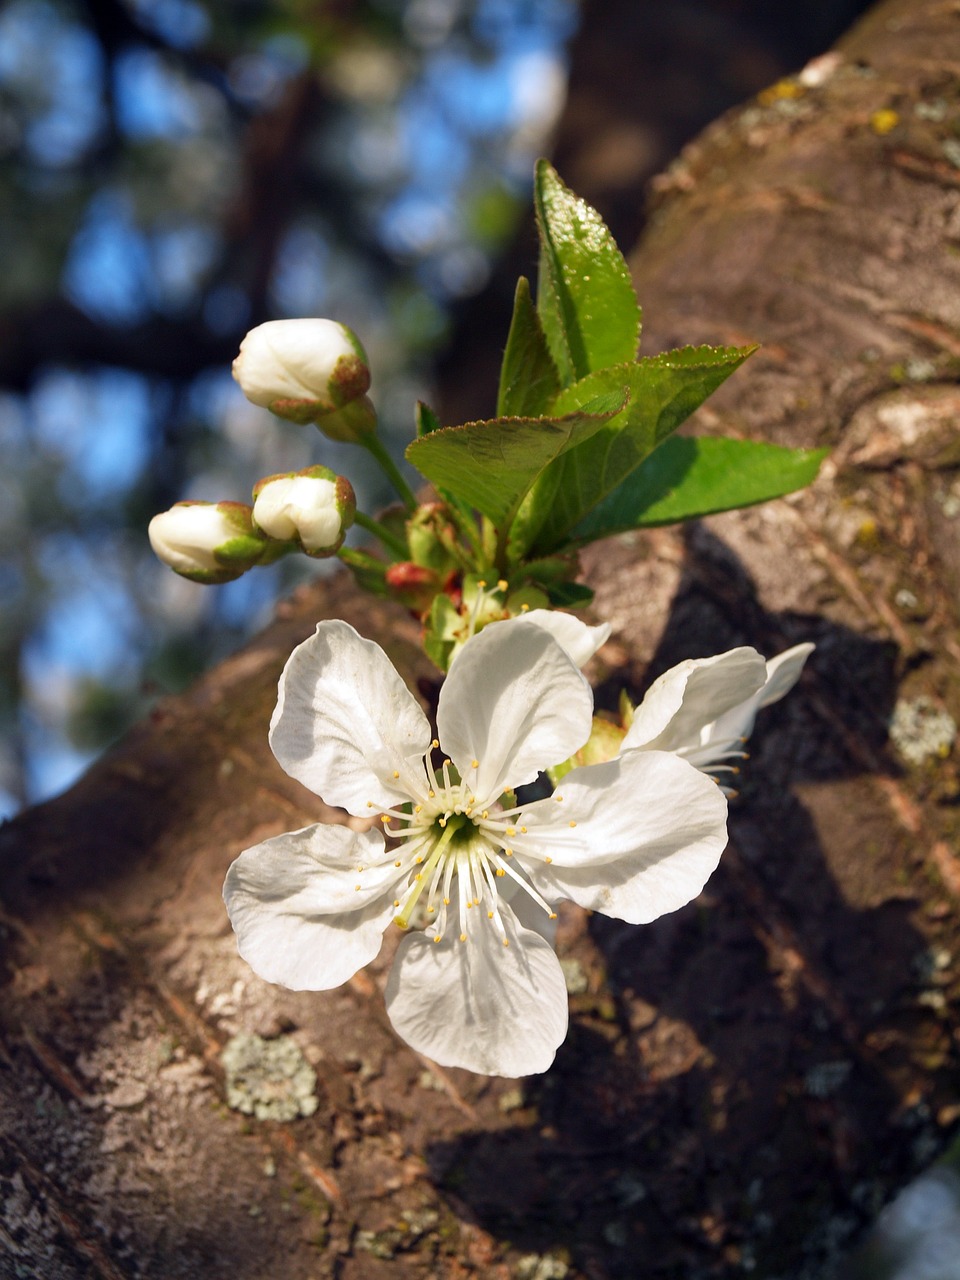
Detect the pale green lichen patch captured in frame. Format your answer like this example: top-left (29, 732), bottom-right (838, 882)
top-left (889, 697), bottom-right (957, 766)
top-left (221, 1032), bottom-right (318, 1121)
top-left (559, 957), bottom-right (589, 995)
top-left (516, 1252), bottom-right (569, 1280)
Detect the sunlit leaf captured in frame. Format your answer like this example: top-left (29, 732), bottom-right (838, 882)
top-left (534, 159), bottom-right (641, 386)
top-left (497, 277), bottom-right (561, 417)
top-left (406, 390), bottom-right (625, 530)
top-left (415, 400), bottom-right (443, 436)
top-left (569, 436), bottom-right (828, 542)
top-left (520, 343), bottom-right (756, 554)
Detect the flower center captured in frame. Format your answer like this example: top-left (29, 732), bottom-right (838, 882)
top-left (373, 751), bottom-right (557, 946)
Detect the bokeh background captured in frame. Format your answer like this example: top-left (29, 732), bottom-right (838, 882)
top-left (0, 0), bottom-right (870, 817)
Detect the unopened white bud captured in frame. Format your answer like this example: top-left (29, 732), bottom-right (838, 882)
top-left (148, 501), bottom-right (267, 583)
top-left (232, 319), bottom-right (370, 425)
top-left (252, 465), bottom-right (356, 557)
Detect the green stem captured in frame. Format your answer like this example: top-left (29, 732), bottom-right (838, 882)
top-left (362, 434), bottom-right (418, 513)
top-left (353, 511), bottom-right (409, 559)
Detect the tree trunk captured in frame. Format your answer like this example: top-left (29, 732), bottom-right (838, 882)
top-left (4, 1), bottom-right (960, 1277)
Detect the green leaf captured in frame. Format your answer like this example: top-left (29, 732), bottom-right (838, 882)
top-left (534, 159), bottom-right (641, 385)
top-left (406, 391), bottom-right (625, 531)
top-left (415, 400), bottom-right (443, 436)
top-left (546, 580), bottom-right (595, 608)
top-left (497, 277), bottom-right (561, 417)
top-left (520, 343), bottom-right (756, 554)
top-left (569, 436), bottom-right (828, 542)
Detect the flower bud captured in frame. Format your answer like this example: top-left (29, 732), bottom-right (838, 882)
top-left (252, 465), bottom-right (355, 557)
top-left (232, 319), bottom-right (371, 425)
top-left (148, 501), bottom-right (268, 583)
top-left (407, 502), bottom-right (460, 577)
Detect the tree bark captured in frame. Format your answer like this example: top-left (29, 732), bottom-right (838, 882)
top-left (4, 1), bottom-right (960, 1277)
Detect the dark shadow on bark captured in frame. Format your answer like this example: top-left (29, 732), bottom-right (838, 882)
top-left (426, 527), bottom-right (935, 1280)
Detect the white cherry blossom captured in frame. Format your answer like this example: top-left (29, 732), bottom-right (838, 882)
top-left (622, 643), bottom-right (815, 787)
top-left (224, 618), bottom-right (729, 1077)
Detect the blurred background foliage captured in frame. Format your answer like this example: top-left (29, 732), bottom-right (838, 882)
top-left (0, 0), bottom-right (870, 816)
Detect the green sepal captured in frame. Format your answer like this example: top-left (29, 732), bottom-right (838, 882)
top-left (547, 715), bottom-right (627, 786)
top-left (534, 159), bottom-right (641, 386)
top-left (569, 436), bottom-right (828, 542)
top-left (497, 276), bottom-right (561, 418)
top-left (422, 592), bottom-right (459, 671)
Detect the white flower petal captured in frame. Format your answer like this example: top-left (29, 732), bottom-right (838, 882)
top-left (692, 641), bottom-right (816, 755)
top-left (622, 648), bottom-right (768, 753)
top-left (437, 621), bottom-right (593, 798)
top-left (384, 904), bottom-right (568, 1076)
top-left (270, 620), bottom-right (432, 813)
top-left (515, 609), bottom-right (611, 668)
top-left (521, 751), bottom-right (728, 924)
top-left (223, 823), bottom-right (396, 990)
top-left (757, 642), bottom-right (815, 709)
top-left (499, 874), bottom-right (558, 948)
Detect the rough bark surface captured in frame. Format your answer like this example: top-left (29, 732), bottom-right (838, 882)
top-left (4, 1), bottom-right (960, 1277)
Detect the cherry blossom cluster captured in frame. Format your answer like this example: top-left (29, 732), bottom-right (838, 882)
top-left (148, 164), bottom-right (822, 1075)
